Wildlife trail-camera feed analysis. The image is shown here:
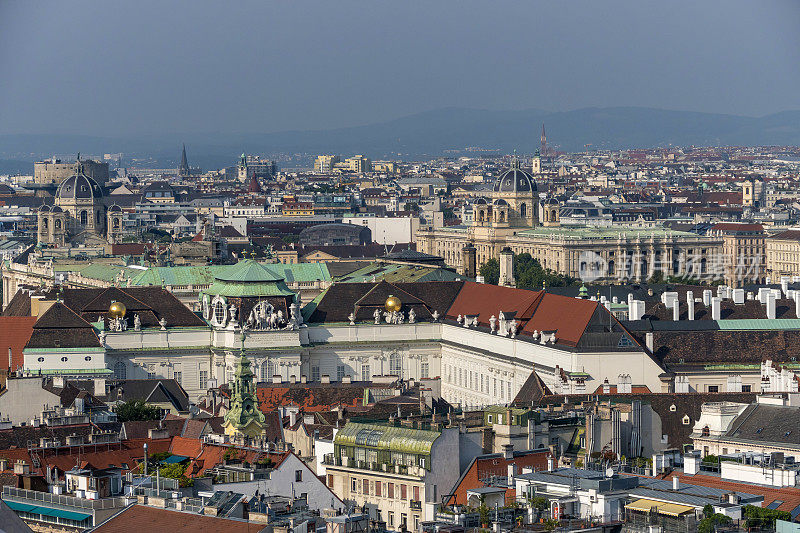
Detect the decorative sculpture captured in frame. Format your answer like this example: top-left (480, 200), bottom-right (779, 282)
top-left (348, 312), bottom-right (356, 325)
top-left (489, 315), bottom-right (497, 334)
top-left (133, 314), bottom-right (141, 331)
top-left (408, 308), bottom-right (416, 324)
top-left (374, 308), bottom-right (382, 324)
top-left (432, 310), bottom-right (439, 322)
top-left (159, 317), bottom-right (167, 330)
top-left (509, 320), bottom-right (518, 338)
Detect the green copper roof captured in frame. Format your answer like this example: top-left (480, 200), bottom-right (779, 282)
top-left (717, 319), bottom-right (800, 330)
top-left (215, 259), bottom-right (284, 283)
top-left (129, 262), bottom-right (330, 287)
top-left (335, 422), bottom-right (440, 455)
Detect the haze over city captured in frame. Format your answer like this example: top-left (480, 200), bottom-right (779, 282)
top-left (1, 0), bottom-right (799, 137)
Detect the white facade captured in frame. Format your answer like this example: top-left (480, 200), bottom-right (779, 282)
top-left (342, 216), bottom-right (420, 244)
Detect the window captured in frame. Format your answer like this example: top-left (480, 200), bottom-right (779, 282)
top-left (351, 478), bottom-right (357, 492)
top-left (84, 356), bottom-right (92, 361)
top-left (80, 210), bottom-right (88, 225)
top-left (311, 365), bottom-right (320, 382)
top-left (375, 481), bottom-right (382, 497)
top-left (295, 470), bottom-right (303, 482)
top-left (520, 203), bottom-right (527, 217)
top-left (669, 404), bottom-right (676, 412)
top-left (61, 356), bottom-right (68, 362)
top-left (199, 370), bottom-right (208, 390)
top-left (361, 363), bottom-right (370, 382)
top-left (400, 484), bottom-right (407, 500)
top-left (337, 365), bottom-right (345, 381)
top-left (213, 301), bottom-right (225, 325)
top-left (388, 513), bottom-right (394, 527)
top-left (55, 219), bottom-right (61, 229)
top-left (742, 385), bottom-right (752, 392)
top-left (413, 485), bottom-right (419, 501)
top-left (173, 371), bottom-right (181, 385)
top-left (114, 361), bottom-right (126, 379)
top-left (420, 362), bottom-right (429, 379)
top-left (388, 483), bottom-right (394, 499)
top-left (363, 479), bottom-right (369, 495)
top-left (702, 426), bottom-right (710, 437)
top-left (707, 385), bottom-right (719, 393)
top-left (389, 352), bottom-right (402, 376)
top-left (682, 415), bottom-right (691, 425)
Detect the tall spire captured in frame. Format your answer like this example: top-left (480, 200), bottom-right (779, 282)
top-left (178, 144), bottom-right (190, 176)
top-left (540, 124), bottom-right (547, 157)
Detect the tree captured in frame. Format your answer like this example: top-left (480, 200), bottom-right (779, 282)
top-left (743, 505), bottom-right (791, 529)
top-left (114, 399), bottom-right (161, 422)
top-left (479, 253), bottom-right (576, 288)
top-left (479, 258), bottom-right (500, 284)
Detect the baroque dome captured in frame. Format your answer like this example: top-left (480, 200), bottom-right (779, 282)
top-left (493, 156), bottom-right (536, 194)
top-left (56, 171), bottom-right (103, 201)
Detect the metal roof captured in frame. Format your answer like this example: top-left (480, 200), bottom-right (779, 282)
top-left (335, 422), bottom-right (440, 455)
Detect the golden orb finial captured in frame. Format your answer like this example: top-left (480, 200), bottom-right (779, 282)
top-left (384, 295), bottom-right (401, 313)
top-left (108, 300), bottom-right (127, 318)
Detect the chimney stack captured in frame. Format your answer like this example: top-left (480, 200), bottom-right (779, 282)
top-left (686, 291), bottom-right (695, 320)
top-left (711, 297), bottom-right (722, 321)
top-left (703, 290), bottom-right (713, 307)
top-left (767, 291), bottom-right (777, 320)
top-left (673, 476), bottom-right (680, 491)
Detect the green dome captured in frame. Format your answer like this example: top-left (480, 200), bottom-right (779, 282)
top-left (204, 259), bottom-right (295, 298)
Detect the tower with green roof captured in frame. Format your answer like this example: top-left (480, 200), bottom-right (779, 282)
top-left (223, 346), bottom-right (266, 439)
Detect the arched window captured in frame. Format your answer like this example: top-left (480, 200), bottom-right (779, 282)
top-left (113, 218), bottom-right (119, 228)
top-left (114, 361), bottom-right (126, 379)
top-left (80, 210), bottom-right (88, 225)
top-left (55, 219), bottom-right (61, 230)
top-left (520, 203), bottom-right (527, 217)
top-left (96, 210), bottom-right (101, 224)
top-left (42, 218), bottom-right (48, 229)
top-left (702, 425), bottom-right (710, 437)
top-left (499, 211), bottom-right (505, 222)
top-left (213, 300), bottom-right (226, 325)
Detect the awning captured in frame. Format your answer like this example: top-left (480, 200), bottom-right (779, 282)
top-left (626, 499), bottom-right (695, 517)
top-left (4, 500), bottom-right (38, 513)
top-left (4, 500), bottom-right (92, 522)
top-left (34, 506), bottom-right (92, 521)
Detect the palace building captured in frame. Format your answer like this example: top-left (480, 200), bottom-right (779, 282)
top-left (416, 158), bottom-right (722, 282)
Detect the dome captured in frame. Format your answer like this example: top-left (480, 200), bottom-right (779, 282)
top-left (544, 196), bottom-right (559, 206)
top-left (108, 204), bottom-right (122, 212)
top-left (493, 157), bottom-right (536, 193)
top-left (493, 198), bottom-right (508, 206)
top-left (38, 205), bottom-right (50, 213)
top-left (51, 206), bottom-right (63, 213)
top-left (108, 300), bottom-right (126, 318)
top-left (474, 197), bottom-right (488, 205)
top-left (56, 171), bottom-right (103, 201)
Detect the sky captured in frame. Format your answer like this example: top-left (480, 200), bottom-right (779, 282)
top-left (1, 0), bottom-right (799, 136)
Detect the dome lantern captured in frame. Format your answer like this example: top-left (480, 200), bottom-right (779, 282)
top-left (385, 295), bottom-right (402, 312)
top-left (108, 300), bottom-right (126, 318)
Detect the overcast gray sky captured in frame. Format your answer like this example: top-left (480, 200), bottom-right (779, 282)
top-left (1, 0), bottom-right (798, 136)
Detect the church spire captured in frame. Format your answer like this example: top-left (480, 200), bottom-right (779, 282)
top-left (178, 144), bottom-right (190, 176)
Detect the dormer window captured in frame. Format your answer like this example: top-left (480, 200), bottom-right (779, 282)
top-left (682, 415), bottom-right (690, 425)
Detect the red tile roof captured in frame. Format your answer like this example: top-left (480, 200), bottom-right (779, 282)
top-left (0, 317), bottom-right (36, 371)
top-left (446, 283), bottom-right (600, 347)
top-left (91, 504), bottom-right (262, 532)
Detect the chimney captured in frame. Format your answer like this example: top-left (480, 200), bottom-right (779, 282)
top-left (546, 455), bottom-right (555, 472)
top-left (628, 300), bottom-right (645, 321)
top-left (93, 378), bottom-right (106, 396)
top-left (782, 277), bottom-right (790, 296)
top-left (602, 379), bottom-right (610, 394)
top-left (289, 410), bottom-right (297, 427)
top-left (645, 332), bottom-right (654, 352)
top-left (686, 291), bottom-right (695, 320)
top-left (499, 248), bottom-right (515, 287)
top-left (507, 463), bottom-right (517, 487)
top-left (795, 298), bottom-right (800, 320)
top-left (321, 375), bottom-right (330, 384)
top-left (672, 476), bottom-right (680, 491)
top-left (711, 297), bottom-right (721, 321)
top-left (732, 288), bottom-right (745, 305)
top-left (672, 301), bottom-right (680, 321)
top-left (300, 375), bottom-right (307, 384)
top-left (766, 291), bottom-right (777, 320)
top-left (703, 290), bottom-right (713, 307)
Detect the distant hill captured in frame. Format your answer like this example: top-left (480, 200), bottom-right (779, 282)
top-left (2, 107), bottom-right (799, 169)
